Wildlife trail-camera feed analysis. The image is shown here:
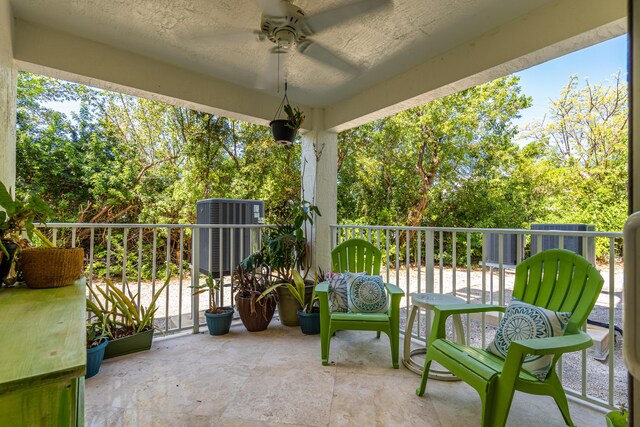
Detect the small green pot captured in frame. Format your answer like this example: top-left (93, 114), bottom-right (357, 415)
top-left (104, 328), bottom-right (153, 359)
top-left (205, 307), bottom-right (234, 336)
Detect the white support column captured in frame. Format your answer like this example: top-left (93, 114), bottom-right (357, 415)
top-left (0, 0), bottom-right (15, 191)
top-left (301, 108), bottom-right (337, 274)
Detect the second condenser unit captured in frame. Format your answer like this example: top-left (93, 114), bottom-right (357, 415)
top-left (196, 198), bottom-right (265, 278)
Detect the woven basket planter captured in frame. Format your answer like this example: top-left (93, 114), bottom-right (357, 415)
top-left (20, 248), bottom-right (84, 289)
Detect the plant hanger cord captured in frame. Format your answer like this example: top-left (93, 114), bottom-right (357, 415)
top-left (273, 81), bottom-right (290, 122)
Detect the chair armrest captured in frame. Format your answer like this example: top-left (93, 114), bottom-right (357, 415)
top-left (433, 303), bottom-right (506, 316)
top-left (511, 331), bottom-right (592, 356)
top-left (428, 304), bottom-right (505, 343)
top-left (384, 283), bottom-right (404, 296)
top-left (315, 281), bottom-right (329, 294)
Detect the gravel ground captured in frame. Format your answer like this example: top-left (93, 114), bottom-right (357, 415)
top-left (89, 262), bottom-right (626, 407)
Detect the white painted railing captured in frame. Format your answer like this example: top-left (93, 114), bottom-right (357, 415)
top-left (38, 221), bottom-right (624, 410)
top-left (332, 224), bottom-right (624, 411)
top-left (40, 223), bottom-right (269, 334)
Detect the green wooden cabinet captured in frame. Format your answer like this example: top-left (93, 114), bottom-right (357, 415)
top-left (0, 280), bottom-right (86, 426)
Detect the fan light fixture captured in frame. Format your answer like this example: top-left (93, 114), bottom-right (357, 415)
top-left (275, 28), bottom-right (296, 49)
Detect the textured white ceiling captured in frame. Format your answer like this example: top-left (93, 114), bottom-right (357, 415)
top-left (10, 0), bottom-right (554, 107)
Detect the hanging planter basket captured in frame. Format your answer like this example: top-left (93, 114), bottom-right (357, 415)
top-left (270, 82), bottom-right (304, 146)
top-left (270, 119), bottom-right (298, 146)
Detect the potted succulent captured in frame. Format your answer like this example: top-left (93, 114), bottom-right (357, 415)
top-left (86, 277), bottom-right (169, 358)
top-left (232, 257), bottom-right (277, 332)
top-left (261, 200), bottom-right (320, 326)
top-left (85, 315), bottom-right (109, 379)
top-left (270, 103), bottom-right (305, 146)
top-left (191, 275), bottom-right (234, 336)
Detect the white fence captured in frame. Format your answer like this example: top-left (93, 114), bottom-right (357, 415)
top-left (41, 222), bottom-right (624, 410)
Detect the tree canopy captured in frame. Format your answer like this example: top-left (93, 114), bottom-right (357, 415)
top-left (15, 71), bottom-right (627, 262)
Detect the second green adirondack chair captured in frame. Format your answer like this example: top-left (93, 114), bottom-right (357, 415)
top-left (416, 249), bottom-right (604, 427)
top-left (315, 238), bottom-right (404, 368)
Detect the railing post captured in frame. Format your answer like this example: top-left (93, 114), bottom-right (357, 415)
top-left (191, 226), bottom-right (200, 334)
top-left (425, 230), bottom-right (435, 294)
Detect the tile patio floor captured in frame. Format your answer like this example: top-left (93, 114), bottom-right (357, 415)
top-left (85, 320), bottom-right (605, 426)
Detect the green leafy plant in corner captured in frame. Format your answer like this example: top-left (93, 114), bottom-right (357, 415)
top-left (86, 276), bottom-right (169, 339)
top-left (284, 103), bottom-right (304, 130)
top-left (0, 181), bottom-right (55, 256)
top-left (263, 200), bottom-right (320, 284)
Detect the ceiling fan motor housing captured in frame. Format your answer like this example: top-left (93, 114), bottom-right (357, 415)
top-left (261, 1), bottom-right (309, 49)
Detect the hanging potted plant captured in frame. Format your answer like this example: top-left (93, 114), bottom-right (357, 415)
top-left (270, 83), bottom-right (305, 146)
top-left (191, 275), bottom-right (234, 336)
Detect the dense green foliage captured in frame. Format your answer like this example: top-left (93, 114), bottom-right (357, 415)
top-left (15, 71), bottom-right (627, 265)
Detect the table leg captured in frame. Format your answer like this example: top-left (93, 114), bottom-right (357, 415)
top-left (403, 305), bottom-right (419, 364)
top-left (453, 314), bottom-right (465, 345)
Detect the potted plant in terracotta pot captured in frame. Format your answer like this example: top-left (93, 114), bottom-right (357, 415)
top-left (261, 200), bottom-right (320, 326)
top-left (191, 274), bottom-right (234, 336)
top-left (86, 277), bottom-right (168, 358)
top-left (232, 256), bottom-right (277, 332)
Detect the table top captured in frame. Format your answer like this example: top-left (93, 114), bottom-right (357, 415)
top-left (410, 292), bottom-right (465, 308)
top-left (0, 279), bottom-right (86, 394)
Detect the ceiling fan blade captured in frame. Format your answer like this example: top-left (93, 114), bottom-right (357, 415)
top-left (259, 0), bottom-right (289, 16)
top-left (302, 0), bottom-right (390, 35)
top-left (186, 29), bottom-right (262, 44)
top-left (297, 40), bottom-right (359, 74)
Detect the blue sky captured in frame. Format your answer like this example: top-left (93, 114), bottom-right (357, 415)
top-left (43, 35), bottom-right (628, 130)
top-left (513, 35), bottom-right (627, 129)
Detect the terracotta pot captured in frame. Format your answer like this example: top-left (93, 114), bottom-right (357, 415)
top-left (236, 294), bottom-right (275, 332)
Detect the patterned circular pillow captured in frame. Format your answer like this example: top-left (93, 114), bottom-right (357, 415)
top-left (487, 299), bottom-right (571, 381)
top-left (345, 274), bottom-right (388, 313)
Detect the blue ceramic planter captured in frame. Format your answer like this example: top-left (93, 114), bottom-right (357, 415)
top-left (86, 339), bottom-right (108, 379)
top-left (205, 307), bottom-right (234, 336)
top-left (297, 310), bottom-right (320, 335)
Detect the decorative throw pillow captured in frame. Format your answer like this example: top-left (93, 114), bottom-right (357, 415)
top-left (487, 299), bottom-right (571, 381)
top-left (327, 272), bottom-right (349, 312)
top-left (344, 273), bottom-right (388, 313)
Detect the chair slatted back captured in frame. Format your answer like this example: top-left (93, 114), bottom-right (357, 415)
top-left (513, 249), bottom-right (604, 334)
top-left (331, 238), bottom-right (381, 275)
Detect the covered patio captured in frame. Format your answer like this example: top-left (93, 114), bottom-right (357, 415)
top-left (0, 0), bottom-right (635, 426)
top-left (85, 322), bottom-right (603, 426)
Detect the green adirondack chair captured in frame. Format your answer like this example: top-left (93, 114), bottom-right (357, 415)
top-left (315, 238), bottom-right (405, 368)
top-left (416, 249), bottom-right (604, 427)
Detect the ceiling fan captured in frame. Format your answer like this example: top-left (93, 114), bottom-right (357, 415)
top-left (192, 0), bottom-right (391, 84)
